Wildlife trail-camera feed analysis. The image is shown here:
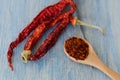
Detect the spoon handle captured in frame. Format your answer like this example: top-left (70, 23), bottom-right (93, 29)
top-left (89, 53), bottom-right (120, 80)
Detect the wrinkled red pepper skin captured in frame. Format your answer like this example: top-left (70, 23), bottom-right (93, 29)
top-left (24, 23), bottom-right (46, 50)
top-left (25, 0), bottom-right (76, 61)
top-left (24, 0), bottom-right (76, 51)
top-left (7, 0), bottom-right (70, 71)
top-left (30, 17), bottom-right (69, 61)
top-left (24, 12), bottom-right (72, 50)
top-left (7, 0), bottom-right (77, 71)
top-left (29, 0), bottom-right (76, 61)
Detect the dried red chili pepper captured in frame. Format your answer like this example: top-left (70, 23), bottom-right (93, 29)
top-left (21, 12), bottom-right (72, 63)
top-left (7, 0), bottom-right (72, 71)
top-left (21, 23), bottom-right (46, 63)
top-left (30, 17), bottom-right (70, 61)
top-left (21, 0), bottom-right (76, 62)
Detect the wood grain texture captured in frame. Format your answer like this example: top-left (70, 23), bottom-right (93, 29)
top-left (0, 0), bottom-right (120, 80)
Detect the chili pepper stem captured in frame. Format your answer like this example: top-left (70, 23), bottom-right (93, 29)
top-left (72, 16), bottom-right (104, 34)
top-left (21, 50), bottom-right (31, 63)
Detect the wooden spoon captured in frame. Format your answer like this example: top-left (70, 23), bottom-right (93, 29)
top-left (64, 37), bottom-right (120, 80)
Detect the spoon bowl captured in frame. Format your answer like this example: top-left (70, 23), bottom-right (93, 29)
top-left (64, 37), bottom-right (120, 80)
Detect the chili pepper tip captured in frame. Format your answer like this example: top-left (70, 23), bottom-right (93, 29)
top-left (9, 63), bottom-right (14, 71)
top-left (21, 50), bottom-right (31, 63)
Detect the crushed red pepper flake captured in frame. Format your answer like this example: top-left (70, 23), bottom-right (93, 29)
top-left (65, 37), bottom-right (89, 60)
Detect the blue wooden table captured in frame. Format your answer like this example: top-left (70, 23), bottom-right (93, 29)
top-left (0, 0), bottom-right (120, 80)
